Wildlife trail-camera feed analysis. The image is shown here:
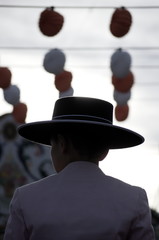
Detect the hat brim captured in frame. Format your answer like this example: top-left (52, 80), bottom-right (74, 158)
top-left (18, 120), bottom-right (144, 149)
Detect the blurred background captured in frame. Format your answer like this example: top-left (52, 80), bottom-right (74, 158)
top-left (0, 0), bottom-right (159, 238)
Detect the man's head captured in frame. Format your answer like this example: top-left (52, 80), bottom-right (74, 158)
top-left (50, 130), bottom-right (109, 172)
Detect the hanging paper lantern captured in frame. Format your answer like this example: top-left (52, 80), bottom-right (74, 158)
top-left (59, 87), bottom-right (74, 98)
top-left (110, 48), bottom-right (131, 78)
top-left (0, 67), bottom-right (12, 89)
top-left (43, 48), bottom-right (66, 74)
top-left (55, 70), bottom-right (72, 92)
top-left (112, 71), bottom-right (134, 92)
top-left (110, 7), bottom-right (132, 37)
top-left (3, 85), bottom-right (20, 105)
top-left (113, 89), bottom-right (131, 105)
top-left (12, 102), bottom-right (27, 123)
top-left (39, 7), bottom-right (64, 37)
top-left (115, 104), bottom-right (129, 121)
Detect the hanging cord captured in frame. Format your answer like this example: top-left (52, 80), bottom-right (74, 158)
top-left (0, 5), bottom-right (159, 9)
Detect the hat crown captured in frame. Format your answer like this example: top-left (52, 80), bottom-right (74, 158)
top-left (52, 97), bottom-right (113, 124)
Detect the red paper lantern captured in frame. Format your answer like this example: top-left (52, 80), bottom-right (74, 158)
top-left (12, 102), bottom-right (27, 123)
top-left (112, 71), bottom-right (134, 92)
top-left (115, 104), bottom-right (129, 121)
top-left (55, 70), bottom-right (72, 92)
top-left (39, 7), bottom-right (64, 37)
top-left (0, 67), bottom-right (12, 89)
top-left (110, 7), bottom-right (132, 37)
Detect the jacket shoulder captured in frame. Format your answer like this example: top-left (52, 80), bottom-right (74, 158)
top-left (104, 174), bottom-right (148, 208)
top-left (18, 173), bottom-right (58, 195)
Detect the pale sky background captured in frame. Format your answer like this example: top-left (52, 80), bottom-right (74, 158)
top-left (0, 0), bottom-right (159, 210)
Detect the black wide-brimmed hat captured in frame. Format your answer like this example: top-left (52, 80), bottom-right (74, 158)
top-left (18, 96), bottom-right (144, 149)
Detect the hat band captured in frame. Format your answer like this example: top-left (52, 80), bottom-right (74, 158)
top-left (53, 114), bottom-right (112, 124)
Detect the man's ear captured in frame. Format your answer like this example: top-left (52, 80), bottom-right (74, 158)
top-left (57, 134), bottom-right (68, 153)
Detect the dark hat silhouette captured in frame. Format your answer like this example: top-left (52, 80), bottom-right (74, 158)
top-left (18, 97), bottom-right (144, 149)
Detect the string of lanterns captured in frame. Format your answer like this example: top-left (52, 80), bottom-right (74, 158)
top-left (0, 67), bottom-right (27, 123)
top-left (39, 8), bottom-right (74, 98)
top-left (43, 48), bottom-right (74, 98)
top-left (109, 7), bottom-right (134, 121)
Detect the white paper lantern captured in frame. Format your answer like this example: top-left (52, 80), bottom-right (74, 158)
top-left (110, 49), bottom-right (131, 78)
top-left (113, 89), bottom-right (131, 105)
top-left (43, 48), bottom-right (66, 74)
top-left (3, 85), bottom-right (20, 105)
top-left (59, 87), bottom-right (74, 98)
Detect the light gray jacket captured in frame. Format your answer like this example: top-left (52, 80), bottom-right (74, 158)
top-left (4, 161), bottom-right (155, 240)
